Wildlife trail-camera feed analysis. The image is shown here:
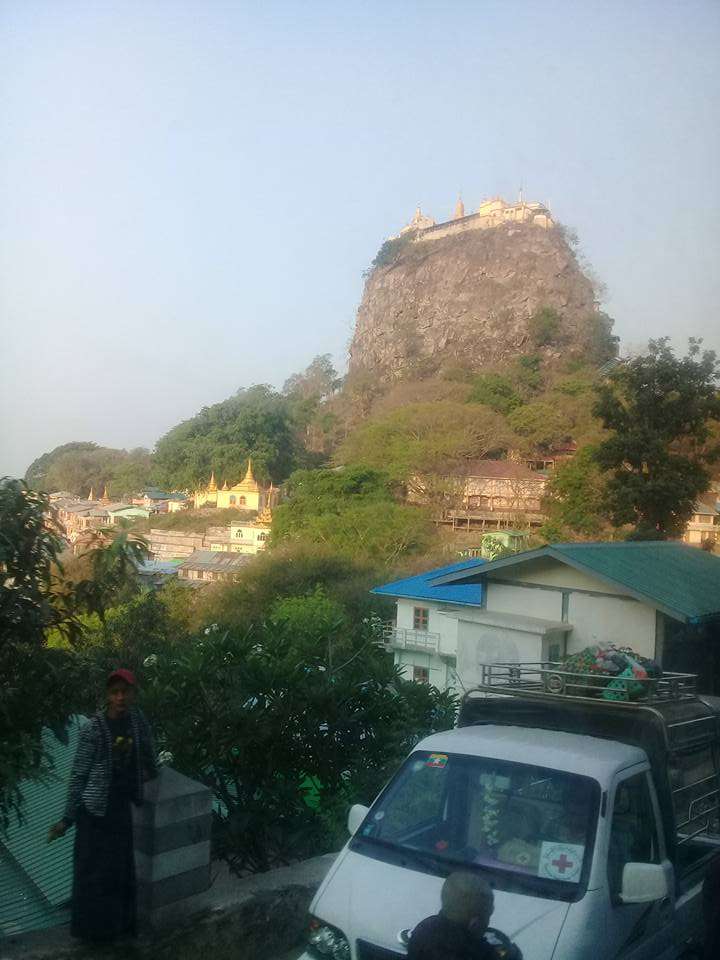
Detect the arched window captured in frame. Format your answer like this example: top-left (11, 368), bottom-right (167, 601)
top-left (239, 496), bottom-right (246, 506)
top-left (229, 495), bottom-right (236, 505)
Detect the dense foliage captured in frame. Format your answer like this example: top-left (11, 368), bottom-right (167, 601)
top-left (335, 402), bottom-right (512, 483)
top-left (0, 481), bottom-right (82, 829)
top-left (25, 443), bottom-right (153, 498)
top-left (152, 384), bottom-right (304, 491)
top-left (140, 597), bottom-right (456, 873)
top-left (271, 467), bottom-right (434, 565)
top-left (594, 339), bottom-right (720, 538)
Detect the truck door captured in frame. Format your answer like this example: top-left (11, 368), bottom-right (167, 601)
top-left (603, 770), bottom-right (675, 960)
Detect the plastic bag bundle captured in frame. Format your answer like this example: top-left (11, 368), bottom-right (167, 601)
top-left (551, 645), bottom-right (661, 701)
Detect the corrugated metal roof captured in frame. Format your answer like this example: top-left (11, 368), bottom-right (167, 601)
top-left (428, 541), bottom-right (720, 623)
top-left (445, 459), bottom-right (546, 481)
top-left (371, 558), bottom-right (485, 606)
top-left (0, 717), bottom-right (87, 936)
top-left (177, 549), bottom-right (252, 573)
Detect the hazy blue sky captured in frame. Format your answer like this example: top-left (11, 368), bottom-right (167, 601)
top-left (2, 0), bottom-right (719, 478)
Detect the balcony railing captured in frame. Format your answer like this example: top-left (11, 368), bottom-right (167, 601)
top-left (382, 624), bottom-right (441, 654)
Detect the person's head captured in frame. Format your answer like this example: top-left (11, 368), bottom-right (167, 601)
top-left (441, 872), bottom-right (494, 931)
top-left (106, 669), bottom-right (137, 717)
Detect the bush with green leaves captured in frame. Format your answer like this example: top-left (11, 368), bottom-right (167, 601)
top-left (140, 598), bottom-right (457, 873)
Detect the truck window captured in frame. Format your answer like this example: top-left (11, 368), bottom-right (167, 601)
top-left (353, 751), bottom-right (600, 901)
top-left (608, 772), bottom-right (661, 898)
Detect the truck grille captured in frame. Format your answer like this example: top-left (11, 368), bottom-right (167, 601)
top-left (356, 940), bottom-right (404, 960)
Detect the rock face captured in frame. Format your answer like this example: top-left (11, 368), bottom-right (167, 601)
top-left (349, 222), bottom-right (600, 382)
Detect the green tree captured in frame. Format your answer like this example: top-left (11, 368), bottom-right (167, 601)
top-left (25, 442), bottom-right (153, 497)
top-left (272, 467), bottom-right (433, 565)
top-left (194, 543), bottom-right (393, 633)
top-left (593, 339), bottom-right (720, 538)
top-left (153, 384), bottom-right (302, 490)
top-left (336, 402), bottom-right (512, 482)
top-left (141, 611), bottom-right (456, 873)
top-left (0, 480), bottom-right (84, 829)
top-left (543, 446), bottom-right (609, 538)
top-left (467, 373), bottom-right (522, 414)
top-left (528, 306), bottom-right (562, 347)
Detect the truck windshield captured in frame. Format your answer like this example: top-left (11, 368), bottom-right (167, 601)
top-left (352, 751), bottom-right (600, 901)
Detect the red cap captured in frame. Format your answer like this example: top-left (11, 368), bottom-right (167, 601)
top-left (107, 668), bottom-right (137, 687)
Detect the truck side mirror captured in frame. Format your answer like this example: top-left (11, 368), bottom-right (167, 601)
top-left (347, 804), bottom-right (370, 835)
top-left (620, 863), bottom-right (669, 904)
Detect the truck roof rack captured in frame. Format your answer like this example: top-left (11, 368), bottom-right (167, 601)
top-left (468, 660), bottom-right (698, 706)
top-left (459, 662), bottom-right (719, 757)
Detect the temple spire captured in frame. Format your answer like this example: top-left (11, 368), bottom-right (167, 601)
top-left (208, 470), bottom-right (217, 492)
top-left (453, 195), bottom-right (465, 220)
top-left (243, 458), bottom-right (255, 484)
top-left (101, 485), bottom-right (110, 503)
top-left (88, 487), bottom-right (95, 501)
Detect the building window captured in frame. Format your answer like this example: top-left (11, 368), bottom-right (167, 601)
top-left (229, 495), bottom-right (236, 505)
top-left (413, 665), bottom-right (430, 683)
top-left (413, 607), bottom-right (429, 631)
top-left (235, 528), bottom-right (243, 538)
top-left (239, 496), bottom-right (246, 506)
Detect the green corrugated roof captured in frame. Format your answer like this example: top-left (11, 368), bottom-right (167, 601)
top-left (430, 541), bottom-right (720, 623)
top-left (0, 716), bottom-right (87, 937)
top-left (550, 542), bottom-right (720, 622)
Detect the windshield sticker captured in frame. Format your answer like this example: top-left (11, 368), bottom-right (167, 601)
top-left (426, 753), bottom-right (448, 769)
top-left (537, 842), bottom-right (585, 882)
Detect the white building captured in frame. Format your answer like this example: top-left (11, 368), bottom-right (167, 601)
top-left (373, 542), bottom-right (720, 693)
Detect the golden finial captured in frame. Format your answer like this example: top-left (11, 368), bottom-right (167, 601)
top-left (453, 195), bottom-right (465, 220)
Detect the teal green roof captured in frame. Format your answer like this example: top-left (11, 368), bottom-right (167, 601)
top-left (0, 717), bottom-right (87, 936)
top-left (430, 541), bottom-right (720, 624)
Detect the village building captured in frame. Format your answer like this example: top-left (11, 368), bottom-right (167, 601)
top-left (682, 499), bottom-right (719, 549)
top-left (208, 505), bottom-right (273, 555)
top-left (193, 461), bottom-right (270, 512)
top-left (410, 459), bottom-right (547, 531)
top-left (176, 549), bottom-right (252, 583)
top-left (373, 542), bottom-right (720, 694)
top-left (132, 487), bottom-right (187, 513)
top-left (394, 192), bottom-right (554, 244)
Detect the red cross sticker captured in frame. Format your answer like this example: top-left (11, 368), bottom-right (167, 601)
top-left (552, 853), bottom-right (574, 873)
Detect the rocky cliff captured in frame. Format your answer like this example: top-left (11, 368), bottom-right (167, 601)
top-left (349, 222), bottom-right (604, 383)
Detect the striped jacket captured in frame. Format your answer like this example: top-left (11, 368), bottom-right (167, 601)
top-left (63, 707), bottom-right (157, 823)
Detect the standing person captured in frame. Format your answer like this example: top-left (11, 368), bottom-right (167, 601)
top-left (48, 668), bottom-right (157, 944)
top-left (408, 872), bottom-right (522, 960)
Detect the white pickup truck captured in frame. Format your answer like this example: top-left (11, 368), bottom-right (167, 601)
top-left (300, 663), bottom-right (720, 960)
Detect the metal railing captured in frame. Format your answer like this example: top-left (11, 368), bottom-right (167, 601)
top-left (472, 661), bottom-right (698, 704)
top-left (381, 624), bottom-right (441, 654)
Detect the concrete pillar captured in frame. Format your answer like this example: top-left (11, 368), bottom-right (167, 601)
top-left (133, 766), bottom-right (212, 927)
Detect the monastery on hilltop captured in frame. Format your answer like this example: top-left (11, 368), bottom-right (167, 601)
top-left (393, 192), bottom-right (554, 243)
top-left (194, 459), bottom-right (273, 512)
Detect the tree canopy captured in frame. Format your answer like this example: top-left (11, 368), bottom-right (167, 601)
top-left (335, 401), bottom-right (512, 482)
top-left (593, 338), bottom-right (720, 538)
top-left (24, 443), bottom-right (153, 498)
top-left (271, 466), bottom-right (434, 565)
top-left (152, 384), bottom-right (304, 490)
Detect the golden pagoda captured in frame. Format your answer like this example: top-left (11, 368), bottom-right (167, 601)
top-left (88, 487), bottom-right (95, 501)
top-left (453, 195), bottom-right (465, 220)
top-left (193, 471), bottom-right (219, 509)
top-left (217, 459), bottom-right (266, 511)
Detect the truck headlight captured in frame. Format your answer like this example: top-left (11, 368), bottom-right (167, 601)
top-left (307, 916), bottom-right (351, 959)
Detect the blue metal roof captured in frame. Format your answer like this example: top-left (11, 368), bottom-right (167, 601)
top-left (372, 558), bottom-right (485, 606)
